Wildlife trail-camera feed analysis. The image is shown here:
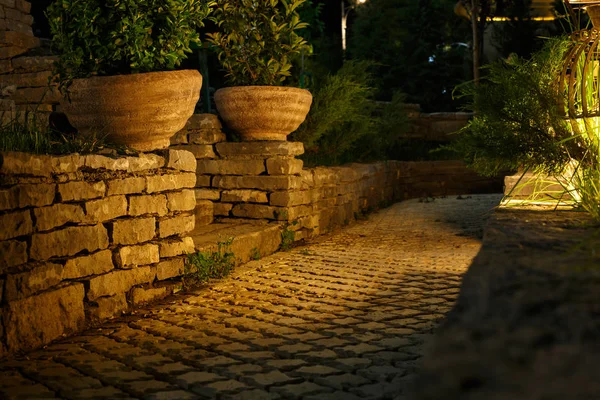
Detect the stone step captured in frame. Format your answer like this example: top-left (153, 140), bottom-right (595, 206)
top-left (189, 222), bottom-right (282, 266)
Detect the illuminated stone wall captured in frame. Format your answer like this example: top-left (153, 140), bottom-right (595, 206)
top-left (0, 149), bottom-right (196, 355)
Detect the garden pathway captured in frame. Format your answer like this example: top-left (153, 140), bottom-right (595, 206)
top-left (0, 194), bottom-right (502, 400)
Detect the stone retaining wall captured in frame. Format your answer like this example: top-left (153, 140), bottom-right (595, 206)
top-left (0, 149), bottom-right (197, 356)
top-left (406, 108), bottom-right (471, 142)
top-left (0, 0), bottom-right (58, 123)
top-left (173, 114), bottom-right (501, 241)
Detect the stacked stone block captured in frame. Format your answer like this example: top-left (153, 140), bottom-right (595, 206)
top-left (0, 0), bottom-right (59, 123)
top-left (0, 149), bottom-right (197, 355)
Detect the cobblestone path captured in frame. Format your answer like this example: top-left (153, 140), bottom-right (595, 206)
top-left (0, 194), bottom-right (502, 400)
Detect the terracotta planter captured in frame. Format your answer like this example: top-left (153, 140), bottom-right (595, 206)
top-left (588, 5), bottom-right (600, 28)
top-left (61, 70), bottom-right (202, 151)
top-left (214, 86), bottom-right (312, 141)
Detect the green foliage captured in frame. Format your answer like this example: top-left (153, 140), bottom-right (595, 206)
top-left (46, 0), bottom-right (213, 93)
top-left (184, 238), bottom-right (235, 287)
top-left (448, 37), bottom-right (575, 177)
top-left (280, 224), bottom-right (296, 251)
top-left (207, 0), bottom-right (310, 86)
top-left (250, 247), bottom-right (261, 261)
top-left (291, 61), bottom-right (408, 166)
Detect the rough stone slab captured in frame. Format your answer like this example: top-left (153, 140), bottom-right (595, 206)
top-left (15, 0), bottom-right (31, 13)
top-left (213, 176), bottom-right (308, 191)
top-left (84, 195), bottom-right (128, 222)
top-left (189, 130), bottom-right (227, 145)
top-left (185, 113), bottom-right (223, 131)
top-left (215, 142), bottom-right (304, 158)
top-left (146, 173), bottom-right (196, 193)
top-left (88, 293), bottom-right (127, 321)
top-left (131, 286), bottom-right (168, 305)
top-left (0, 209), bottom-right (32, 240)
top-left (312, 168), bottom-right (340, 187)
top-left (107, 177), bottom-right (145, 196)
top-left (0, 151), bottom-right (53, 176)
top-left (0, 187), bottom-right (16, 210)
top-left (0, 70), bottom-right (51, 88)
top-left (171, 144), bottom-right (216, 159)
top-left (58, 181), bottom-right (105, 202)
top-left (196, 174), bottom-right (212, 187)
top-left (0, 239), bottom-right (27, 270)
top-left (166, 150), bottom-right (196, 172)
top-left (4, 283), bottom-right (85, 352)
top-left (195, 188), bottom-right (221, 201)
top-left (170, 130), bottom-right (188, 145)
top-left (5, 261), bottom-right (62, 301)
top-left (231, 204), bottom-right (281, 220)
top-left (197, 159), bottom-right (265, 176)
top-left (213, 203), bottom-right (232, 217)
top-left (159, 237), bottom-right (195, 258)
top-left (62, 249), bottom-right (114, 280)
top-left (266, 157), bottom-right (304, 176)
top-left (167, 189), bottom-right (196, 212)
top-left (13, 183), bottom-right (55, 208)
top-left (87, 266), bottom-right (155, 301)
top-left (50, 154), bottom-right (83, 174)
top-left (195, 200), bottom-right (214, 225)
top-left (114, 243), bottom-right (160, 268)
top-left (159, 214), bottom-right (195, 238)
top-left (127, 153), bottom-right (165, 172)
top-left (0, 45), bottom-right (29, 60)
top-left (156, 257), bottom-right (184, 281)
top-left (222, 189), bottom-right (268, 203)
top-left (12, 86), bottom-right (60, 104)
top-left (84, 155), bottom-right (129, 171)
top-left (270, 190), bottom-right (314, 207)
top-left (129, 194), bottom-right (168, 217)
top-left (30, 224), bottom-right (109, 261)
top-left (111, 217), bottom-right (155, 245)
top-left (11, 55), bottom-right (57, 73)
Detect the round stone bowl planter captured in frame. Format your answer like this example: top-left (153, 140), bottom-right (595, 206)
top-left (61, 70), bottom-right (202, 151)
top-left (214, 86), bottom-right (312, 141)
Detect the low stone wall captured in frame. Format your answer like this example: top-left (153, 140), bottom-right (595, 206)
top-left (406, 110), bottom-right (471, 142)
top-left (0, 149), bottom-right (197, 356)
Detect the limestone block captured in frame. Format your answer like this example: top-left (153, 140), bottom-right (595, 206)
top-left (0, 70), bottom-right (51, 88)
top-left (111, 217), bottom-right (155, 245)
top-left (88, 293), bottom-right (127, 321)
top-left (231, 204), bottom-right (280, 220)
top-left (62, 249), bottom-right (114, 280)
top-left (0, 0), bottom-right (15, 9)
top-left (5, 262), bottom-right (62, 301)
top-left (166, 149), bottom-right (196, 172)
top-left (0, 151), bottom-right (52, 176)
top-left (84, 195), bottom-right (128, 223)
top-left (170, 129), bottom-right (188, 145)
top-left (270, 190), bottom-right (313, 207)
top-left (215, 142), bottom-right (304, 158)
top-left (15, 0), bottom-right (31, 13)
top-left (266, 157), bottom-right (304, 175)
top-left (50, 154), bottom-right (83, 175)
top-left (0, 187), bottom-right (16, 210)
top-left (131, 286), bottom-right (168, 305)
top-left (129, 194), bottom-right (168, 217)
top-left (15, 183), bottom-right (55, 208)
top-left (146, 172), bottom-right (196, 193)
top-left (189, 130), bottom-right (227, 145)
top-left (0, 209), bottom-right (32, 241)
top-left (58, 181), bottom-right (105, 202)
top-left (0, 239), bottom-right (27, 270)
top-left (213, 175), bottom-right (308, 191)
top-left (222, 189), bottom-right (268, 203)
top-left (4, 7), bottom-right (29, 23)
top-left (197, 159), bottom-right (266, 176)
top-left (0, 45), bottom-right (29, 60)
top-left (156, 257), bottom-right (184, 281)
top-left (213, 203), bottom-right (232, 217)
top-left (185, 113), bottom-right (222, 131)
top-left (159, 214), bottom-right (195, 238)
top-left (196, 200), bottom-right (214, 225)
top-left (30, 224), bottom-right (109, 261)
top-left (0, 59), bottom-right (10, 73)
top-left (84, 155), bottom-right (129, 171)
top-left (11, 56), bottom-right (57, 73)
top-left (127, 153), bottom-right (165, 172)
top-left (114, 243), bottom-right (159, 268)
top-left (195, 188), bottom-right (221, 201)
top-left (4, 283), bottom-right (85, 353)
top-left (87, 266), bottom-right (154, 301)
top-left (12, 86), bottom-right (60, 104)
top-left (34, 203), bottom-right (84, 231)
top-left (0, 98), bottom-right (15, 112)
top-left (196, 174), bottom-right (211, 188)
top-left (159, 237), bottom-right (195, 258)
top-left (167, 189), bottom-right (196, 212)
top-left (312, 167), bottom-right (339, 187)
top-left (107, 177), bottom-right (145, 196)
top-left (171, 144), bottom-right (216, 159)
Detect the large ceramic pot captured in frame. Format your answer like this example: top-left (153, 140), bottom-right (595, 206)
top-left (61, 70), bottom-right (202, 151)
top-left (588, 5), bottom-right (600, 28)
top-left (214, 86), bottom-right (312, 141)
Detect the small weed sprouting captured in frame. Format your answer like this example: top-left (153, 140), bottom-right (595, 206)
top-left (280, 221), bottom-right (297, 251)
top-left (184, 238), bottom-right (235, 288)
top-left (250, 247), bottom-right (261, 261)
top-left (299, 248), bottom-right (313, 256)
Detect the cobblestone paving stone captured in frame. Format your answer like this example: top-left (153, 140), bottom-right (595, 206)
top-left (0, 194), bottom-right (502, 400)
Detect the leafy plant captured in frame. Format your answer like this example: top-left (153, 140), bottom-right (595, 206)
top-left (46, 0), bottom-right (213, 93)
top-left (184, 238), bottom-right (235, 287)
top-left (280, 224), bottom-right (296, 251)
top-left (250, 247), bottom-right (261, 260)
top-left (207, 0), bottom-right (310, 86)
